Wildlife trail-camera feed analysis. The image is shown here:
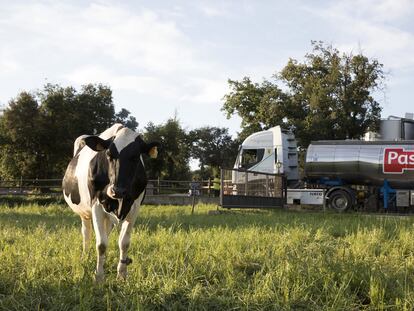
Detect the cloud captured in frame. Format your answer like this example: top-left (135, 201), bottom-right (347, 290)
top-left (0, 2), bottom-right (206, 74)
top-left (65, 65), bottom-right (154, 92)
top-left (77, 4), bottom-right (204, 74)
top-left (330, 0), bottom-right (414, 22)
top-left (0, 2), bottom-right (227, 106)
top-left (179, 78), bottom-right (230, 104)
top-left (64, 64), bottom-right (182, 99)
top-left (199, 4), bottom-right (228, 17)
top-left (305, 0), bottom-right (414, 70)
top-left (0, 53), bottom-right (20, 74)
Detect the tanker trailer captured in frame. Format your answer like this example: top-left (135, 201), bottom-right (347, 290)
top-left (305, 140), bottom-right (414, 211)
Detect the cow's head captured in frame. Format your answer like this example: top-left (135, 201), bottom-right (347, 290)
top-left (83, 127), bottom-right (159, 200)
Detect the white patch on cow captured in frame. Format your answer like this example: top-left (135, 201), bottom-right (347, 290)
top-left (75, 147), bottom-right (95, 213)
top-left (81, 217), bottom-right (93, 253)
top-left (92, 201), bottom-right (109, 281)
top-left (64, 191), bottom-right (92, 219)
top-left (117, 190), bottom-right (145, 279)
top-left (72, 124), bottom-right (123, 157)
top-left (113, 127), bottom-right (139, 153)
top-left (73, 134), bottom-right (88, 156)
top-left (100, 123), bottom-right (124, 140)
top-left (105, 208), bottom-right (120, 226)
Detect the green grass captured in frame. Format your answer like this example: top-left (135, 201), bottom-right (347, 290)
top-left (1, 202), bottom-right (414, 310)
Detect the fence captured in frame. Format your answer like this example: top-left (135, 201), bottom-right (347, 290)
top-left (0, 178), bottom-right (62, 195)
top-left (220, 168), bottom-right (286, 209)
top-left (0, 178), bottom-right (217, 197)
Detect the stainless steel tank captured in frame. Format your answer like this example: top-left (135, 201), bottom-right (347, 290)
top-left (305, 140), bottom-right (414, 189)
top-left (380, 117), bottom-right (414, 140)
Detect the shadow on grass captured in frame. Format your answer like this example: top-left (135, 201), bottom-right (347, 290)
top-left (0, 195), bottom-right (65, 207)
top-left (0, 210), bottom-right (79, 230)
top-left (1, 204), bottom-right (412, 239)
top-left (137, 207), bottom-right (413, 239)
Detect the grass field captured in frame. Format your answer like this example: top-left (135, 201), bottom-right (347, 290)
top-left (1, 201), bottom-right (414, 310)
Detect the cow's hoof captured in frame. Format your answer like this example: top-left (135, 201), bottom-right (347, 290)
top-left (117, 263), bottom-right (128, 280)
top-left (117, 272), bottom-right (127, 281)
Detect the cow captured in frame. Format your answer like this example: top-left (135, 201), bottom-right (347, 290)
top-left (62, 124), bottom-right (160, 281)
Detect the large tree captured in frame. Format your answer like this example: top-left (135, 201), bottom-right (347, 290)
top-left (188, 126), bottom-right (239, 178)
top-left (0, 84), bottom-right (137, 179)
top-left (143, 118), bottom-right (191, 180)
top-left (0, 92), bottom-right (44, 179)
top-left (222, 41), bottom-right (384, 147)
top-left (115, 108), bottom-right (138, 131)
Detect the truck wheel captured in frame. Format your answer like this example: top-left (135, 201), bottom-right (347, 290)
top-left (329, 190), bottom-right (352, 212)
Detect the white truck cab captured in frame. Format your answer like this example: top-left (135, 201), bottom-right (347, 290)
top-left (233, 126), bottom-right (299, 183)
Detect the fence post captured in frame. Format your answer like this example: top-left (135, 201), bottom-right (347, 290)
top-left (157, 177), bottom-right (160, 195)
top-left (265, 175), bottom-right (269, 197)
top-left (220, 168), bottom-right (224, 207)
top-left (191, 192), bottom-right (196, 214)
top-left (19, 176), bottom-right (23, 194)
top-left (244, 171), bottom-right (248, 196)
top-left (207, 178), bottom-right (211, 197)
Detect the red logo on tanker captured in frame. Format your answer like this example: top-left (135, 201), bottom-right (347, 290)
top-left (383, 148), bottom-right (414, 174)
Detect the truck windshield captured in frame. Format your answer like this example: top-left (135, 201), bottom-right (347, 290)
top-left (240, 149), bottom-right (265, 169)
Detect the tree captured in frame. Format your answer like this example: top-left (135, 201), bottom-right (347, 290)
top-left (143, 118), bottom-right (191, 180)
top-left (0, 83), bottom-right (136, 179)
top-left (222, 78), bottom-right (289, 141)
top-left (0, 92), bottom-right (44, 179)
top-left (222, 41), bottom-right (384, 147)
top-left (115, 108), bottom-right (138, 131)
top-left (188, 126), bottom-right (238, 179)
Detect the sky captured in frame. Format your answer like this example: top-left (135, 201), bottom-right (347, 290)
top-left (0, 0), bottom-right (414, 137)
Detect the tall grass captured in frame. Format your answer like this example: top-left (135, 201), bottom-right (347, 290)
top-left (1, 202), bottom-right (414, 310)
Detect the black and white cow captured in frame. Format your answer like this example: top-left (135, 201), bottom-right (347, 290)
top-left (62, 124), bottom-right (159, 281)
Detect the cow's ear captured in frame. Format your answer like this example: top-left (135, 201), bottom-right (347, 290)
top-left (146, 142), bottom-right (160, 159)
top-left (83, 136), bottom-right (112, 151)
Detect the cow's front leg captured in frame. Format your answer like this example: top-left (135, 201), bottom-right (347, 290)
top-left (92, 203), bottom-right (109, 282)
top-left (117, 201), bottom-right (141, 280)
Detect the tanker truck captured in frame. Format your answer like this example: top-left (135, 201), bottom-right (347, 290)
top-left (233, 117), bottom-right (414, 212)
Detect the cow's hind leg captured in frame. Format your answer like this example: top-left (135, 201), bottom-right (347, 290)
top-left (92, 203), bottom-right (110, 282)
top-left (117, 201), bottom-right (141, 280)
top-left (81, 217), bottom-right (92, 255)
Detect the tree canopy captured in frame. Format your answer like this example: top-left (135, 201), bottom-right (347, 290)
top-left (0, 83), bottom-right (239, 181)
top-left (222, 41), bottom-right (385, 147)
top-left (188, 126), bottom-right (239, 179)
top-left (143, 118), bottom-right (192, 180)
top-left (0, 84), bottom-right (138, 179)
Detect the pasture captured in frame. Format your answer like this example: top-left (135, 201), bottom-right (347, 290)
top-left (1, 201), bottom-right (414, 310)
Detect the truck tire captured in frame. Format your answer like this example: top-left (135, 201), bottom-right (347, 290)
top-left (328, 190), bottom-right (352, 212)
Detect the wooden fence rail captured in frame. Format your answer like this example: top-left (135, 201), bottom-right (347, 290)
top-left (0, 178), bottom-right (216, 197)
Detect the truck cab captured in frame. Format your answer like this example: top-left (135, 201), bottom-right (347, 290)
top-left (233, 126), bottom-right (299, 183)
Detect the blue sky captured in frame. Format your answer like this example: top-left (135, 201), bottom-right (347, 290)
top-left (0, 0), bottom-right (413, 136)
